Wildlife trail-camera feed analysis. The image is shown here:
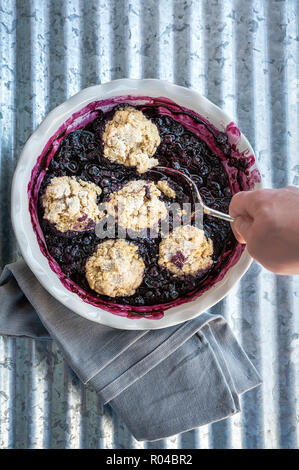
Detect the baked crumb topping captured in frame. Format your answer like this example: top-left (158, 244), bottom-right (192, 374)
top-left (42, 176), bottom-right (102, 232)
top-left (102, 107), bottom-right (160, 173)
top-left (85, 239), bottom-right (145, 297)
top-left (157, 180), bottom-right (176, 198)
top-left (105, 180), bottom-right (167, 232)
top-left (158, 225), bottom-right (213, 276)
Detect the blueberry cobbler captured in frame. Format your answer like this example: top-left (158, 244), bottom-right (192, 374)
top-left (28, 95), bottom-right (260, 319)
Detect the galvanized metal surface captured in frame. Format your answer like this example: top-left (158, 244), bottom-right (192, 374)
top-left (0, 0), bottom-right (298, 449)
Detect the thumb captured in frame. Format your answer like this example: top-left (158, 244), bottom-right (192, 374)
top-left (231, 215), bottom-right (253, 244)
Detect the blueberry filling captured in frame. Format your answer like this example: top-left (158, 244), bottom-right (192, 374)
top-left (37, 102), bottom-right (246, 309)
top-left (170, 251), bottom-right (187, 269)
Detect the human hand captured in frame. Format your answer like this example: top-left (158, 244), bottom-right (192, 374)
top-left (229, 186), bottom-right (299, 275)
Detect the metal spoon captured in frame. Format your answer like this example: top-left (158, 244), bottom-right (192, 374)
top-left (151, 166), bottom-right (235, 223)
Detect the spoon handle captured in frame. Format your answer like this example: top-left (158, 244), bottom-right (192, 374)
top-left (203, 206), bottom-right (235, 223)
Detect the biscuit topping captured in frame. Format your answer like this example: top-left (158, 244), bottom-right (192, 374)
top-left (42, 176), bottom-right (102, 232)
top-left (157, 180), bottom-right (176, 198)
top-left (85, 239), bottom-right (145, 297)
top-left (158, 225), bottom-right (213, 276)
top-left (102, 107), bottom-right (160, 173)
top-left (105, 180), bottom-right (167, 232)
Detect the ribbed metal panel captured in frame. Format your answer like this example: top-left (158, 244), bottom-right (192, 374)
top-left (0, 0), bottom-right (298, 449)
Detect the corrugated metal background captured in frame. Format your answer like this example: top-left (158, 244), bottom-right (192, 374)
top-left (0, 0), bottom-right (298, 449)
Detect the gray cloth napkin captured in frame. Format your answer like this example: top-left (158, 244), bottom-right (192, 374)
top-left (0, 259), bottom-right (261, 441)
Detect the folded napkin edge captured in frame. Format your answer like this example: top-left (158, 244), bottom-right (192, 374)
top-left (117, 402), bottom-right (242, 442)
top-left (89, 314), bottom-right (226, 404)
